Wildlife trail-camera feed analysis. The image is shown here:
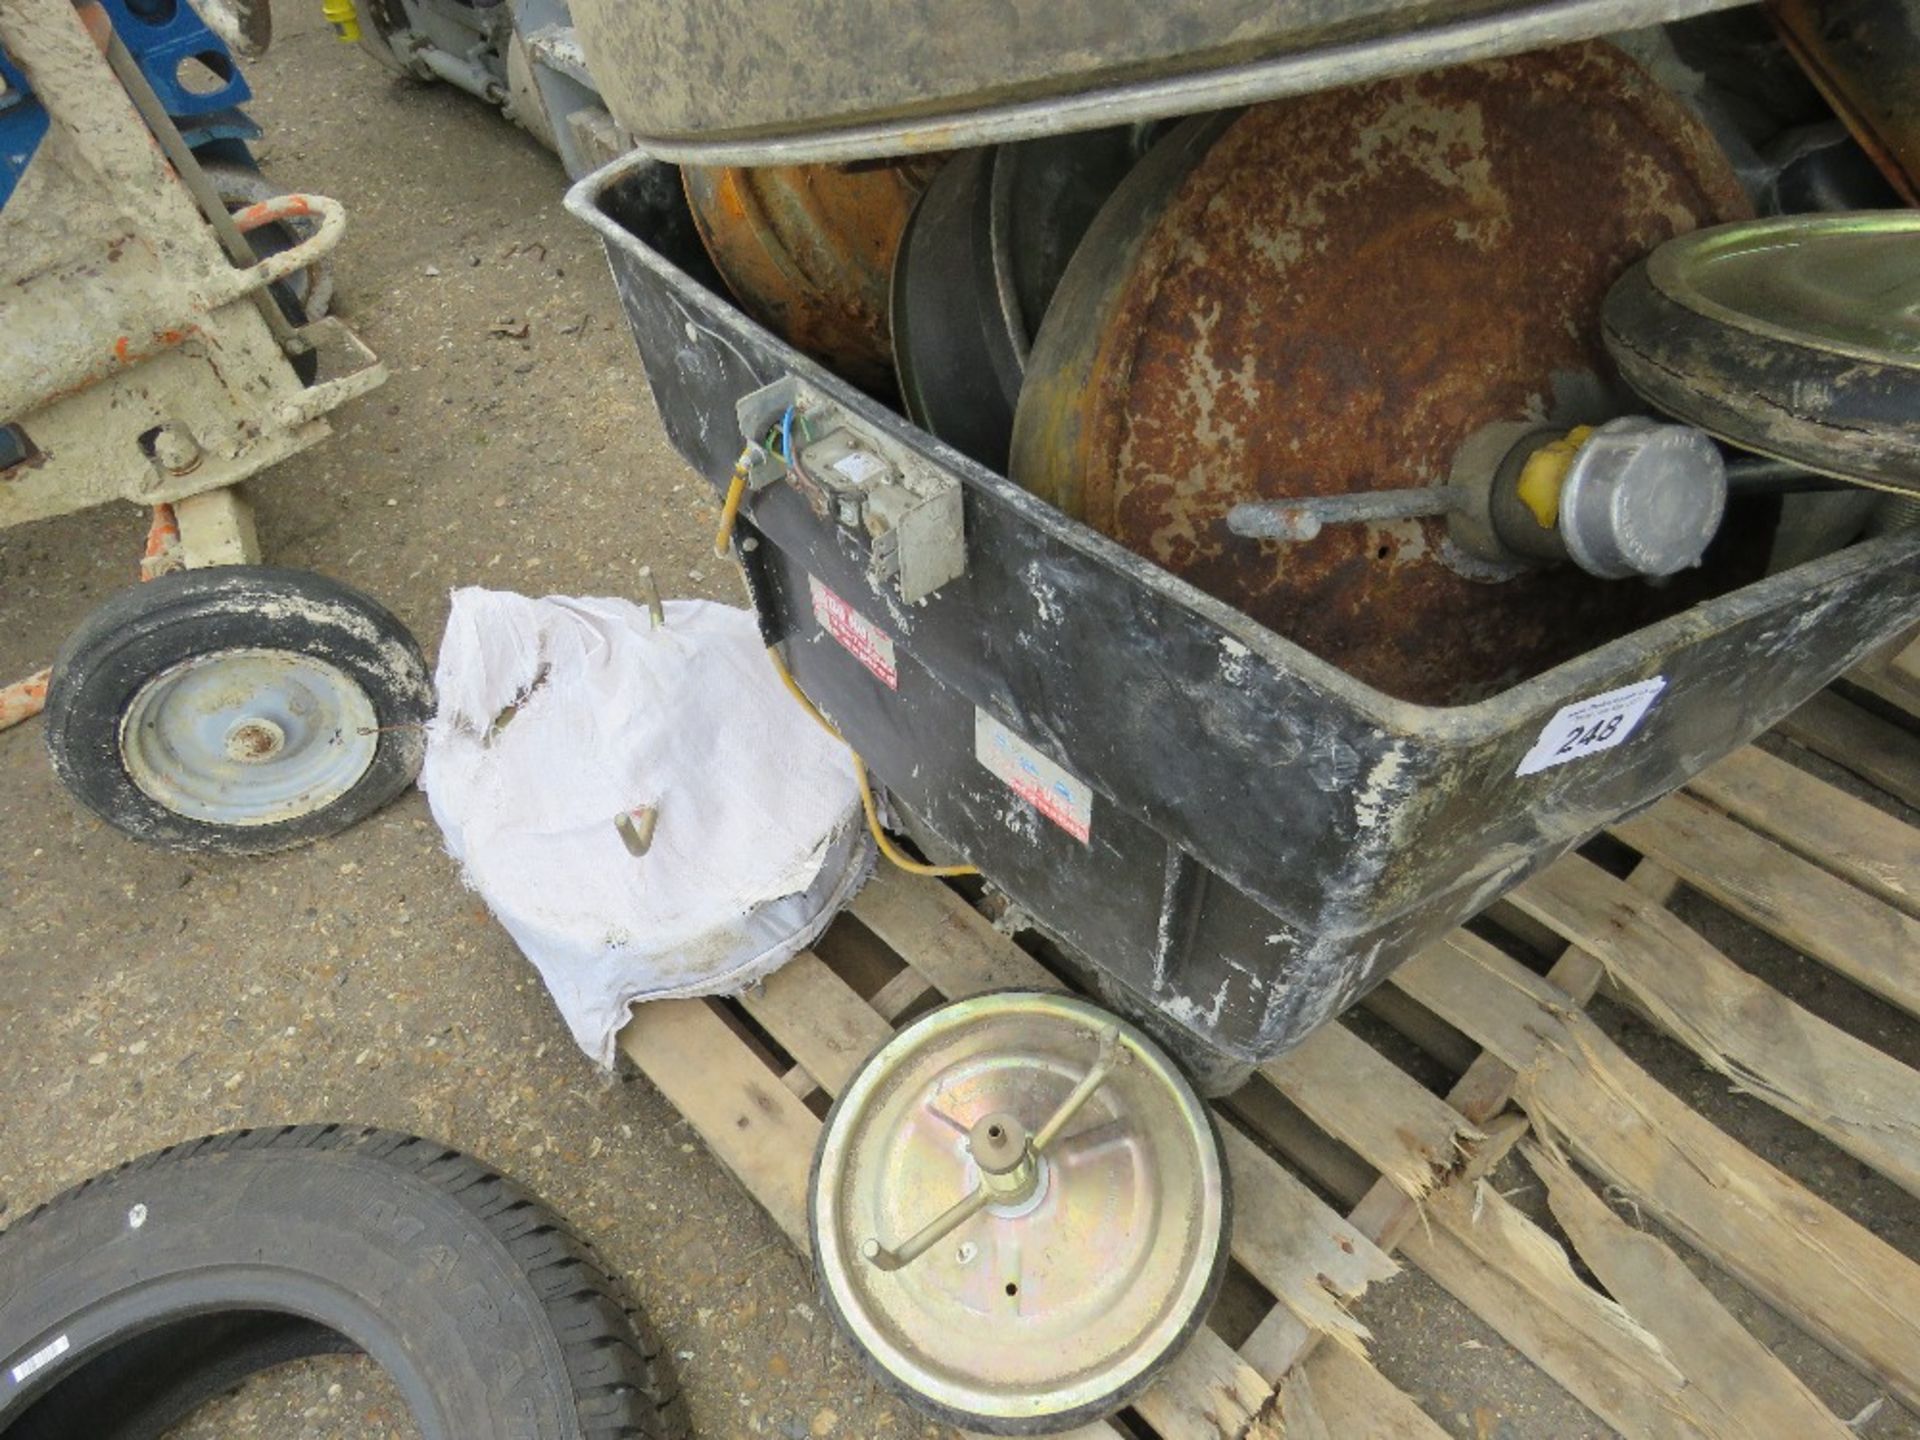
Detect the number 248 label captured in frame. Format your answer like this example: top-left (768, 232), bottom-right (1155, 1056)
top-left (1516, 678), bottom-right (1666, 777)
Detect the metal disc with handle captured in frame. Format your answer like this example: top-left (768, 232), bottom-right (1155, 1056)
top-left (1603, 212), bottom-right (1920, 492)
top-left (810, 991), bottom-right (1229, 1435)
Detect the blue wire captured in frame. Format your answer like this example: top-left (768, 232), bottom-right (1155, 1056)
top-left (781, 404), bottom-right (796, 464)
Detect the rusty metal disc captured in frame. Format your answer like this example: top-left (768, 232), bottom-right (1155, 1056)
top-left (683, 160), bottom-right (938, 394)
top-left (1010, 44), bottom-right (1767, 704)
top-left (810, 991), bottom-right (1228, 1434)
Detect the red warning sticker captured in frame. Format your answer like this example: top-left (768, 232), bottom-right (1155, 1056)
top-left (975, 710), bottom-right (1093, 844)
top-left (808, 576), bottom-right (898, 689)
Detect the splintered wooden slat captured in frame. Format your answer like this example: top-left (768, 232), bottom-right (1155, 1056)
top-left (1271, 1365), bottom-right (1333, 1440)
top-left (1220, 1121), bottom-right (1397, 1350)
top-left (618, 999), bottom-right (818, 1247)
top-left (1257, 1315), bottom-right (1455, 1440)
top-left (1238, 861), bottom-right (1672, 1398)
top-left (1513, 855), bottom-right (1920, 1196)
top-left (1526, 1142), bottom-right (1852, 1440)
top-left (1775, 691), bottom-right (1920, 810)
top-left (1394, 932), bottom-right (1920, 1413)
top-left (1134, 1328), bottom-right (1276, 1440)
top-left (852, 867), bottom-right (1062, 996)
top-left (1262, 1020), bottom-right (1482, 1202)
top-left (1611, 792), bottom-right (1920, 1016)
top-left (1298, 1345), bottom-right (1451, 1440)
top-left (739, 952), bottom-right (894, 1094)
top-left (1684, 746), bottom-right (1920, 915)
top-left (1236, 983), bottom-right (1744, 1440)
top-left (1402, 1182), bottom-right (1715, 1440)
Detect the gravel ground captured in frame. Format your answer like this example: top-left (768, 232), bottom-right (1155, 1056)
top-left (1, 8), bottom-right (1913, 1439)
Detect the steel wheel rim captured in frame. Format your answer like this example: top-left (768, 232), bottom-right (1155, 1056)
top-left (813, 992), bottom-right (1226, 1428)
top-left (1645, 212), bottom-right (1920, 367)
top-left (119, 647), bottom-right (378, 826)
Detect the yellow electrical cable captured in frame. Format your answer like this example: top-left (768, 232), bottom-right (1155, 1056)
top-left (767, 641), bottom-right (842, 739)
top-left (853, 754), bottom-right (980, 878)
top-left (763, 644), bottom-right (980, 878)
top-left (713, 462), bottom-right (749, 558)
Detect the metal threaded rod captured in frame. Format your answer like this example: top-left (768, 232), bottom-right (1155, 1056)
top-left (1226, 488), bottom-right (1457, 541)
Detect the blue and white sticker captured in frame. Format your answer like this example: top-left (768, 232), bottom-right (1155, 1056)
top-left (1517, 677), bottom-right (1666, 777)
top-left (975, 711), bottom-right (1092, 843)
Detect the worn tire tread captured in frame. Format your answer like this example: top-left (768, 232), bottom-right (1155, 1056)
top-left (1, 1126), bottom-right (688, 1439)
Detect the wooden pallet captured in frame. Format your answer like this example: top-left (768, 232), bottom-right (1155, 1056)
top-left (616, 678), bottom-right (1920, 1440)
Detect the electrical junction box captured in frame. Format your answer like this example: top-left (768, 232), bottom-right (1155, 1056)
top-left (738, 378), bottom-right (965, 604)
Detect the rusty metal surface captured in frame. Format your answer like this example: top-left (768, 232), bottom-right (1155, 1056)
top-left (683, 160), bottom-right (937, 394)
top-left (1010, 43), bottom-right (1767, 705)
top-left (1771, 0), bottom-right (1920, 205)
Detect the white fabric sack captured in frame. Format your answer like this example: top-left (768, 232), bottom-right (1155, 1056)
top-left (420, 587), bottom-right (872, 1065)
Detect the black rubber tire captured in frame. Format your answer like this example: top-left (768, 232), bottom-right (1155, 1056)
top-left (44, 566), bottom-right (433, 856)
top-left (0, 1125), bottom-right (690, 1440)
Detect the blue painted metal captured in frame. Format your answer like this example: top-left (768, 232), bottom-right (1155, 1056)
top-left (177, 105), bottom-right (262, 151)
top-left (0, 0), bottom-right (255, 208)
top-left (101, 0), bottom-right (251, 117)
top-left (0, 50), bottom-right (49, 208)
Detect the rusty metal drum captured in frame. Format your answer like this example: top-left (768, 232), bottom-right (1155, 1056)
top-left (683, 160), bottom-right (937, 393)
top-left (1010, 43), bottom-right (1764, 704)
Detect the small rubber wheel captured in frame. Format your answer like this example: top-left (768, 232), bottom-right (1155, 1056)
top-left (810, 991), bottom-right (1231, 1434)
top-left (0, 1125), bottom-right (690, 1440)
top-left (44, 566), bottom-right (433, 855)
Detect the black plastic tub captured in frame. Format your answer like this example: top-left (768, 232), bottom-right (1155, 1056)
top-left (568, 153), bottom-right (1920, 1076)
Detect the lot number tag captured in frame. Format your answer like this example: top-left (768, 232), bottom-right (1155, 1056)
top-left (1517, 677), bottom-right (1666, 777)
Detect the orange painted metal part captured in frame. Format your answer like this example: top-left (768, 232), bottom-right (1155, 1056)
top-left (1770, 0), bottom-right (1920, 206)
top-left (683, 159), bottom-right (939, 392)
top-left (141, 501), bottom-right (183, 579)
top-left (5, 504), bottom-right (185, 733)
top-left (231, 192), bottom-right (317, 229)
top-left (0, 669), bottom-right (51, 732)
top-left (1012, 44), bottom-right (1767, 706)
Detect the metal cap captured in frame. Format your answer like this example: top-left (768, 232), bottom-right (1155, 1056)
top-left (1558, 418), bottom-right (1727, 579)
